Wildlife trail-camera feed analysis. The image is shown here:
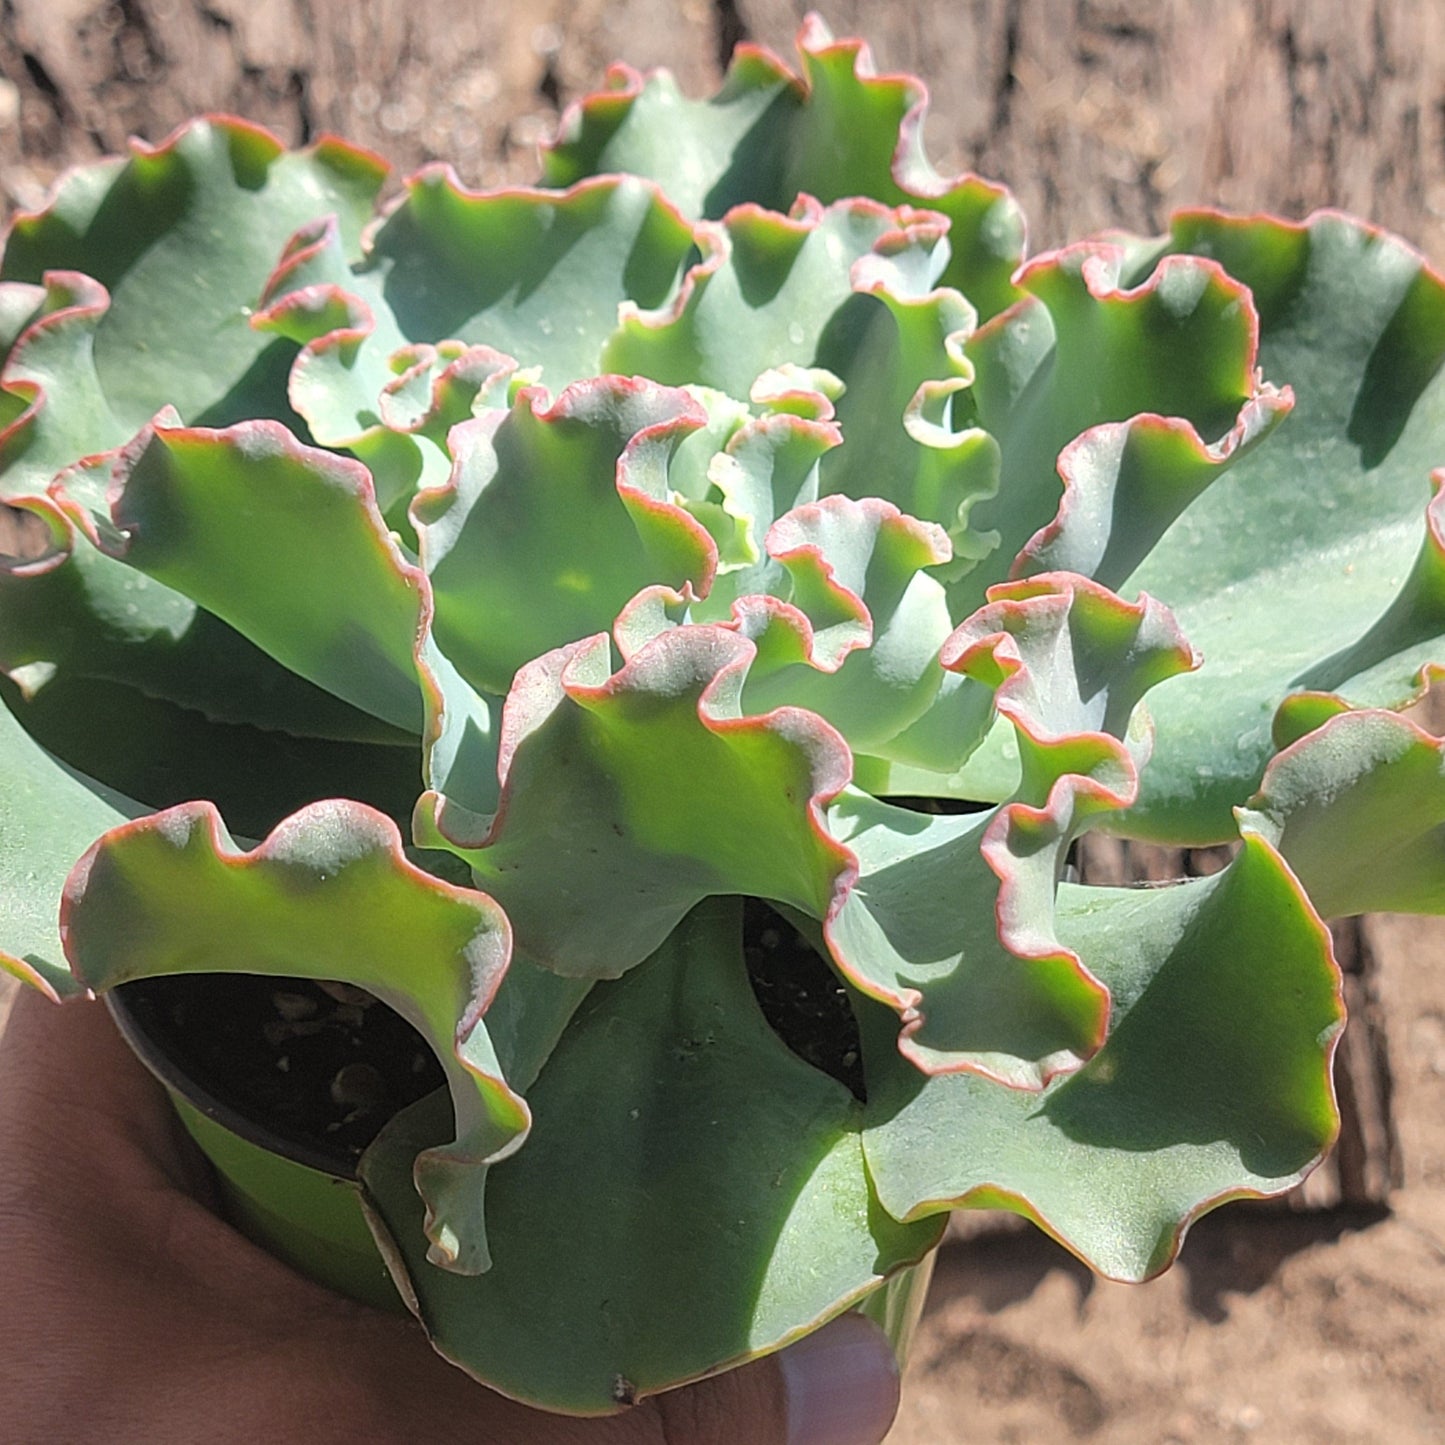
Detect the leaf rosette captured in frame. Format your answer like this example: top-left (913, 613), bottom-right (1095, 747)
top-left (5, 10), bottom-right (1445, 1418)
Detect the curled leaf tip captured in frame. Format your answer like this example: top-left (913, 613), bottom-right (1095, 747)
top-left (61, 796), bottom-right (525, 1275)
top-left (943, 573), bottom-right (1197, 803)
top-left (1241, 706), bottom-right (1445, 919)
top-left (427, 621), bottom-right (856, 981)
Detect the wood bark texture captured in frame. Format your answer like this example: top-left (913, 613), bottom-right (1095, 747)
top-left (4, 0), bottom-right (1444, 258)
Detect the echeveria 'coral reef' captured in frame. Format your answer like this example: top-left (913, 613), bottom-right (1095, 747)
top-left (5, 14), bottom-right (1445, 1415)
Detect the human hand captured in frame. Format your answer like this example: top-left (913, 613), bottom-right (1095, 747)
top-left (0, 991), bottom-right (900, 1444)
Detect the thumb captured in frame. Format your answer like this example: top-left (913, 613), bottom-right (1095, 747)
top-left (648, 1313), bottom-right (901, 1445)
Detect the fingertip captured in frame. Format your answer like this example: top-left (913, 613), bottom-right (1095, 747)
top-left (649, 1349), bottom-right (789, 1444)
top-left (777, 1313), bottom-right (901, 1445)
top-left (649, 1313), bottom-right (899, 1445)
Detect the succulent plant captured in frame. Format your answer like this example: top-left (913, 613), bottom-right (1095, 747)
top-left (6, 12), bottom-right (1445, 1417)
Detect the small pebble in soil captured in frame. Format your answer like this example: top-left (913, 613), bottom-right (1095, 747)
top-left (272, 991), bottom-right (318, 1022)
top-left (329, 1062), bottom-right (389, 1112)
top-left (315, 980), bottom-right (376, 1007)
top-left (263, 1018), bottom-right (327, 1046)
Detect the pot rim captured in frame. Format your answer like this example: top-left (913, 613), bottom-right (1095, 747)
top-left (106, 980), bottom-right (358, 1182)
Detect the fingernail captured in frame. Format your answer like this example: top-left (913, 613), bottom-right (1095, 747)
top-left (779, 1312), bottom-right (901, 1445)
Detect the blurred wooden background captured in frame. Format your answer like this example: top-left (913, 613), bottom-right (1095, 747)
top-left (3, 0), bottom-right (1445, 260)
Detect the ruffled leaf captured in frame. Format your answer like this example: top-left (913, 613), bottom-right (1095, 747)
top-left (678, 409), bottom-right (836, 603)
top-left (0, 121), bottom-right (403, 742)
top-left (417, 626), bottom-right (854, 980)
top-left (605, 197), bottom-right (939, 401)
top-left (739, 497), bottom-right (956, 751)
top-left (95, 419), bottom-right (431, 733)
top-left (61, 799), bottom-right (525, 1274)
top-left (628, 493), bottom-right (962, 763)
top-left (960, 242), bottom-right (1285, 619)
top-left (413, 378), bottom-right (717, 695)
top-left (0, 279), bottom-right (46, 369)
top-left (826, 793), bottom-right (1107, 1088)
top-left (1014, 402), bottom-right (1292, 589)
top-left (1, 484), bottom-right (416, 826)
top-left (1239, 707), bottom-right (1445, 918)
top-left (605, 195), bottom-right (998, 557)
top-left (0, 509), bottom-right (408, 756)
top-left (255, 171), bottom-right (702, 480)
top-left (251, 214), bottom-right (528, 517)
top-left (370, 172), bottom-right (697, 386)
top-left (942, 572), bottom-right (1200, 805)
top-left (542, 15), bottom-right (1026, 319)
top-left (1, 117), bottom-right (385, 434)
top-left (859, 833), bottom-right (1343, 1281)
top-left (1119, 211), bottom-right (1445, 838)
top-left (359, 897), bottom-right (942, 1414)
top-left (823, 575), bottom-right (1195, 1086)
top-left (0, 272), bottom-right (122, 498)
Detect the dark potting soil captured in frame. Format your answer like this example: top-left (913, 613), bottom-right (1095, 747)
top-left (117, 899), bottom-right (868, 1166)
top-left (884, 795), bottom-right (993, 816)
top-left (742, 899), bottom-right (866, 1103)
top-left (117, 973), bottom-right (445, 1166)
top-left (743, 793), bottom-right (988, 1103)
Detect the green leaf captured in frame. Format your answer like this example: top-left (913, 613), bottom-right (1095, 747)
top-left (417, 626), bottom-right (854, 980)
top-left (1239, 707), bottom-right (1445, 918)
top-left (61, 798), bottom-right (525, 1275)
top-left (0, 497), bottom-right (410, 745)
top-left (1, 668), bottom-right (422, 838)
top-left (959, 243), bottom-right (1279, 620)
top-left (1120, 211), bottom-right (1445, 838)
top-left (859, 834), bottom-right (1342, 1281)
top-left (605, 197), bottom-right (932, 401)
top-left (0, 279), bottom-right (46, 367)
top-left (414, 379), bottom-right (716, 695)
top-left (359, 897), bottom-right (942, 1414)
top-left (736, 497), bottom-right (957, 754)
top-left (628, 494), bottom-right (962, 763)
top-left (942, 573), bottom-right (1199, 805)
top-left (0, 272), bottom-right (123, 497)
top-left (251, 215), bottom-right (528, 519)
top-left (97, 419), bottom-right (431, 733)
top-left (0, 689), bottom-right (139, 999)
top-left (674, 408), bottom-right (834, 604)
top-left (603, 197), bottom-right (999, 558)
top-left (0, 124), bottom-right (405, 742)
top-left (419, 638), bottom-right (505, 821)
top-left (252, 174), bottom-right (714, 529)
top-left (260, 172), bottom-right (698, 419)
top-left (821, 576), bottom-right (1194, 1086)
top-left (376, 172), bottom-right (697, 387)
top-left (542, 15), bottom-right (1026, 319)
top-left (826, 791), bottom-right (1108, 1087)
top-left (1015, 403), bottom-right (1292, 589)
top-left (0, 116), bottom-right (386, 433)
top-left (603, 196), bottom-right (958, 395)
